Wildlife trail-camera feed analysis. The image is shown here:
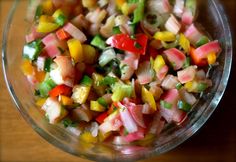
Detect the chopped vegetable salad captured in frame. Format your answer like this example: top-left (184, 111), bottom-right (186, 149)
top-left (21, 0), bottom-right (221, 144)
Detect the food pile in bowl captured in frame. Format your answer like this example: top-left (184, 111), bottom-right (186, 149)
top-left (21, 0), bottom-right (221, 145)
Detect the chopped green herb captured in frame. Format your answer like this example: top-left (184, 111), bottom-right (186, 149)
top-left (160, 100), bottom-right (172, 109)
top-left (34, 89), bottom-right (40, 96)
top-left (57, 46), bottom-right (65, 54)
top-left (99, 76), bottom-right (117, 86)
top-left (62, 118), bottom-right (77, 128)
top-left (134, 42), bottom-right (142, 49)
top-left (35, 5), bottom-right (43, 20)
top-left (44, 58), bottom-right (52, 72)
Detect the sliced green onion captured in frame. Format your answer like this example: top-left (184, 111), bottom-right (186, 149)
top-left (160, 100), bottom-right (172, 109)
top-left (176, 83), bottom-right (183, 90)
top-left (39, 78), bottom-right (56, 97)
top-left (34, 5), bottom-right (43, 20)
top-left (177, 100), bottom-right (192, 112)
top-left (196, 36), bottom-right (209, 47)
top-left (183, 57), bottom-right (191, 68)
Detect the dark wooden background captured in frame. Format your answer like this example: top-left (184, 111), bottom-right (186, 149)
top-left (0, 0), bottom-right (235, 162)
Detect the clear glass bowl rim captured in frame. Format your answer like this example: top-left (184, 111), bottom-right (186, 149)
top-left (1, 0), bottom-right (233, 161)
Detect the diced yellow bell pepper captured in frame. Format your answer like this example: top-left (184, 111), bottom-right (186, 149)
top-left (21, 60), bottom-right (34, 75)
top-left (35, 70), bottom-right (46, 83)
top-left (116, 0), bottom-right (126, 8)
top-left (82, 45), bottom-right (97, 64)
top-left (82, 0), bottom-right (97, 9)
top-left (42, 0), bottom-right (54, 15)
top-left (90, 101), bottom-right (106, 112)
top-left (92, 73), bottom-right (106, 96)
top-left (36, 98), bottom-right (47, 107)
top-left (179, 33), bottom-right (190, 53)
top-left (60, 95), bottom-right (74, 106)
top-left (121, 3), bottom-right (129, 15)
top-left (72, 85), bottom-right (91, 104)
top-left (153, 31), bottom-right (176, 42)
top-left (67, 39), bottom-right (83, 63)
top-left (80, 131), bottom-right (98, 143)
top-left (153, 55), bottom-right (165, 72)
top-left (135, 133), bottom-right (156, 146)
top-left (184, 81), bottom-right (198, 93)
top-left (39, 15), bottom-right (54, 23)
top-left (141, 86), bottom-right (156, 111)
top-left (207, 52), bottom-right (216, 65)
top-left (37, 22), bottom-right (59, 33)
top-left (98, 131), bottom-right (111, 142)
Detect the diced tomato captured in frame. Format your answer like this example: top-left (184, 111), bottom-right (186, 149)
top-left (106, 34), bottom-right (148, 55)
top-left (84, 66), bottom-right (95, 76)
top-left (73, 65), bottom-right (83, 84)
top-left (108, 102), bottom-right (119, 114)
top-left (56, 28), bottom-right (71, 40)
top-left (189, 47), bottom-right (208, 66)
top-left (96, 111), bottom-right (108, 124)
top-left (148, 47), bottom-right (159, 59)
top-left (49, 84), bottom-right (72, 97)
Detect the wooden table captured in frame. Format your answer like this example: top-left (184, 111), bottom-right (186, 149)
top-left (0, 1), bottom-right (235, 162)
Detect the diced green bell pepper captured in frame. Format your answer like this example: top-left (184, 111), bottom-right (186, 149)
top-left (91, 35), bottom-right (107, 50)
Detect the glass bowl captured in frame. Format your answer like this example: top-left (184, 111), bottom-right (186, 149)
top-left (2, 0), bottom-right (232, 161)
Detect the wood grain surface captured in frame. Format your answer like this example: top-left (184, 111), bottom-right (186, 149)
top-left (0, 1), bottom-right (235, 162)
